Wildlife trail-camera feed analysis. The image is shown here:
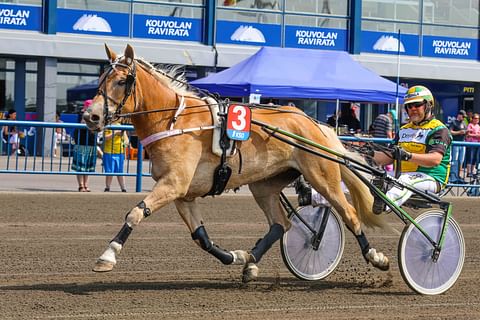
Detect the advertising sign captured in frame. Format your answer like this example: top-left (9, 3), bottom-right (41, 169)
top-left (361, 30), bottom-right (419, 56)
top-left (423, 35), bottom-right (478, 60)
top-left (57, 8), bottom-right (129, 37)
top-left (285, 26), bottom-right (347, 51)
top-left (216, 20), bottom-right (281, 47)
top-left (0, 4), bottom-right (41, 31)
top-left (133, 14), bottom-right (202, 41)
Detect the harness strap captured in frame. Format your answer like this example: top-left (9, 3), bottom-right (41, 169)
top-left (169, 95), bottom-right (186, 130)
top-left (140, 125), bottom-right (217, 147)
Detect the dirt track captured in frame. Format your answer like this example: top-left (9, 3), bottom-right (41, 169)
top-left (0, 193), bottom-right (478, 320)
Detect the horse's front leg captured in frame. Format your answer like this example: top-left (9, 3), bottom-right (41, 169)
top-left (175, 198), bottom-right (256, 267)
top-left (93, 181), bottom-right (181, 272)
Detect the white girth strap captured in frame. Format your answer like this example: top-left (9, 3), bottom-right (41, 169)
top-left (169, 95), bottom-right (186, 130)
top-left (140, 125), bottom-right (216, 147)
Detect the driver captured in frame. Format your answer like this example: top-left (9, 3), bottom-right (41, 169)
top-left (371, 85), bottom-right (452, 214)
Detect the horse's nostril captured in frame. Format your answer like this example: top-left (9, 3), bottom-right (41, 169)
top-left (91, 114), bottom-right (100, 122)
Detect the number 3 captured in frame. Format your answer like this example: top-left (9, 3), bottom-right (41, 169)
top-left (231, 105), bottom-right (247, 131)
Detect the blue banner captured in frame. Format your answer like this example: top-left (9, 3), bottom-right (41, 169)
top-left (0, 4), bottom-right (41, 31)
top-left (285, 26), bottom-right (347, 51)
top-left (133, 15), bottom-right (202, 42)
top-left (57, 8), bottom-right (129, 37)
top-left (423, 35), bottom-right (478, 60)
top-left (361, 30), bottom-right (418, 56)
top-left (216, 20), bottom-right (281, 47)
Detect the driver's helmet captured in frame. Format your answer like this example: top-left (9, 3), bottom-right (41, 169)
top-left (404, 85), bottom-right (434, 108)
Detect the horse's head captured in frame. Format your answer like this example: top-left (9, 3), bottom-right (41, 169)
top-left (83, 44), bottom-right (137, 132)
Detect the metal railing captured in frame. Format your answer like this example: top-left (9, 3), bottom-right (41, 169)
top-left (0, 120), bottom-right (149, 192)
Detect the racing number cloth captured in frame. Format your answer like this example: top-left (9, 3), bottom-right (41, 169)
top-left (395, 118), bottom-right (452, 185)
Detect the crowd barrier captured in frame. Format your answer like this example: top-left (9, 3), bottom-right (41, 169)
top-left (0, 120), bottom-right (148, 192)
top-left (1, 120), bottom-right (479, 196)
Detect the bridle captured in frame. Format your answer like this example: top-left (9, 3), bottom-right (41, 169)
top-left (97, 58), bottom-right (137, 125)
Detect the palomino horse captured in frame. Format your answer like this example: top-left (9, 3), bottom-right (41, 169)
top-left (83, 44), bottom-right (389, 282)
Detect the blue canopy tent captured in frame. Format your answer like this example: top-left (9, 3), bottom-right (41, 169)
top-left (192, 47), bottom-right (406, 103)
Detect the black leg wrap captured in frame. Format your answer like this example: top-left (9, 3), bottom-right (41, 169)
top-left (192, 226), bottom-right (234, 265)
top-left (137, 201), bottom-right (151, 218)
top-left (355, 231), bottom-right (371, 257)
top-left (112, 223), bottom-right (132, 246)
top-left (251, 223), bottom-right (284, 263)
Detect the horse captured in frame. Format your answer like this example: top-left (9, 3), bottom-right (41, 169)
top-left (83, 44), bottom-right (390, 282)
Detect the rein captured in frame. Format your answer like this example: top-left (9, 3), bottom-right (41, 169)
top-left (99, 57), bottom-right (324, 149)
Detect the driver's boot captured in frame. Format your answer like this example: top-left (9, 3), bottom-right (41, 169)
top-left (371, 177), bottom-right (386, 215)
top-left (294, 176), bottom-right (312, 206)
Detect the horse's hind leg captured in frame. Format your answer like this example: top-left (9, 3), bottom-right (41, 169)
top-left (302, 161), bottom-right (389, 271)
top-left (244, 171), bottom-right (297, 283)
top-left (174, 198), bottom-right (255, 266)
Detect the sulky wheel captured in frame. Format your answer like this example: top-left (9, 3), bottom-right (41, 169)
top-left (398, 209), bottom-right (465, 295)
top-left (281, 205), bottom-right (345, 281)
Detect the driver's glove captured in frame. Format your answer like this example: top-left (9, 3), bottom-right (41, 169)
top-left (394, 146), bottom-right (412, 161)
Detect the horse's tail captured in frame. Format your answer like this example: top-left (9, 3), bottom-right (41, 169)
top-left (315, 124), bottom-right (391, 230)
top-left (338, 157), bottom-right (384, 229)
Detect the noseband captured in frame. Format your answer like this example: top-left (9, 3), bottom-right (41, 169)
top-left (97, 59), bottom-right (137, 125)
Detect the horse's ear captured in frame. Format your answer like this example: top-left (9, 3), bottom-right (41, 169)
top-left (124, 44), bottom-right (134, 66)
top-left (105, 44), bottom-right (117, 62)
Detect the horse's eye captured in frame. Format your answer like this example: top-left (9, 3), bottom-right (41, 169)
top-left (118, 80), bottom-right (126, 86)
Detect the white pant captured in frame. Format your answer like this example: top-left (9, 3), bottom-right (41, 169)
top-left (311, 182), bottom-right (349, 207)
top-left (386, 172), bottom-right (439, 208)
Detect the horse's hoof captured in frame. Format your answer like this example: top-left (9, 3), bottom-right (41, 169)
top-left (231, 250), bottom-right (255, 265)
top-left (242, 263), bottom-right (259, 283)
top-left (92, 259), bottom-right (115, 272)
top-left (366, 248), bottom-right (389, 271)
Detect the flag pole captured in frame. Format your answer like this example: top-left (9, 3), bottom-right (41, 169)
top-left (395, 29), bottom-right (401, 132)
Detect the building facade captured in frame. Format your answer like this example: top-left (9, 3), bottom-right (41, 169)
top-left (0, 0), bottom-right (479, 125)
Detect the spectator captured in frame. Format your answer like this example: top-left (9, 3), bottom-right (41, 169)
top-left (103, 122), bottom-right (128, 192)
top-left (338, 103), bottom-right (361, 134)
top-left (2, 109), bottom-right (23, 155)
top-left (372, 110), bottom-right (395, 139)
top-left (54, 111), bottom-right (65, 158)
top-left (71, 100), bottom-right (97, 192)
top-left (465, 113), bottom-right (480, 178)
top-left (465, 110), bottom-right (473, 124)
top-left (326, 113), bottom-right (337, 128)
top-left (449, 110), bottom-right (467, 182)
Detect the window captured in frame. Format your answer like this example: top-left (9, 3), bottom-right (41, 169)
top-left (362, 0), bottom-right (422, 22)
top-left (285, 15), bottom-right (347, 29)
top-left (57, 0), bottom-right (130, 13)
top-left (362, 20), bottom-right (419, 34)
top-left (285, 0), bottom-right (348, 16)
top-left (57, 61), bottom-right (101, 113)
top-left (0, 0), bottom-right (42, 5)
top-left (0, 59), bottom-right (38, 112)
top-left (424, 0), bottom-right (479, 27)
top-left (217, 0), bottom-right (281, 23)
top-left (133, 2), bottom-right (204, 19)
top-left (422, 25), bottom-right (478, 38)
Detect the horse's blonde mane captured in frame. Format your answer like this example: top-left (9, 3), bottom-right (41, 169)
top-left (135, 58), bottom-right (198, 97)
